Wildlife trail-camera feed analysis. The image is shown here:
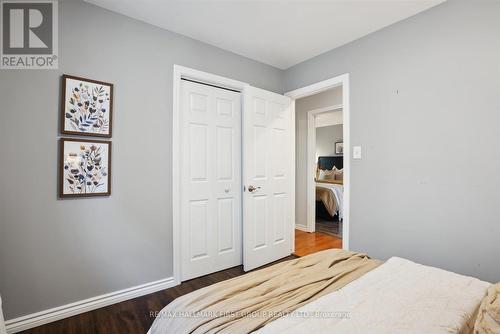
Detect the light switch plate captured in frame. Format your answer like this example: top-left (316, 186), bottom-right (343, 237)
top-left (353, 146), bottom-right (362, 159)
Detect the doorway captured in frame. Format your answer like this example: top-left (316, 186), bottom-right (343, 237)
top-left (285, 74), bottom-right (350, 257)
top-left (313, 109), bottom-right (344, 238)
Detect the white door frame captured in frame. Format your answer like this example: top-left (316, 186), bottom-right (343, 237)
top-left (285, 74), bottom-right (350, 250)
top-left (172, 65), bottom-right (249, 284)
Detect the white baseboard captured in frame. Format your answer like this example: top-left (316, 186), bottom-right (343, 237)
top-left (5, 277), bottom-right (176, 334)
top-left (295, 224), bottom-right (311, 232)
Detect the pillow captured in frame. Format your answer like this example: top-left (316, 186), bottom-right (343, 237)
top-left (473, 282), bottom-right (500, 334)
top-left (323, 167), bottom-right (337, 180)
top-left (334, 168), bottom-right (344, 181)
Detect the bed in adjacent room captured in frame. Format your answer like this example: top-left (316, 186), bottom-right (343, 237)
top-left (315, 156), bottom-right (344, 221)
top-left (148, 249), bottom-right (498, 334)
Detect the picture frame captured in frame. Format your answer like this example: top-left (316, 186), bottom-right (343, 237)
top-left (335, 141), bottom-right (344, 155)
top-left (59, 138), bottom-right (112, 198)
top-left (60, 74), bottom-right (114, 137)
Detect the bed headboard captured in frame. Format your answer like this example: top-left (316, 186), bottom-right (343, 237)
top-left (317, 156), bottom-right (343, 170)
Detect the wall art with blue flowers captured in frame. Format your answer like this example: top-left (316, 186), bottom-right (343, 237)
top-left (61, 75), bottom-right (113, 137)
top-left (59, 138), bottom-right (111, 198)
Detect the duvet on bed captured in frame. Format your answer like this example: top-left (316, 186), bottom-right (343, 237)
top-left (148, 252), bottom-right (490, 334)
top-left (256, 257), bottom-right (490, 334)
top-left (316, 182), bottom-right (343, 219)
top-left (148, 249), bottom-right (379, 334)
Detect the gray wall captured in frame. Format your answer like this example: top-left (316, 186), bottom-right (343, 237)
top-left (0, 0), bottom-right (283, 320)
top-left (285, 0), bottom-right (500, 282)
top-left (316, 125), bottom-right (343, 158)
top-left (2, 0), bottom-right (500, 322)
top-left (295, 88), bottom-right (342, 229)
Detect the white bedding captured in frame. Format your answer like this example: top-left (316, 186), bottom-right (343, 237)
top-left (316, 182), bottom-right (343, 219)
top-left (256, 257), bottom-right (490, 334)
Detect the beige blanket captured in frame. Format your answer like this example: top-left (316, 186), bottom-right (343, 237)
top-left (316, 186), bottom-right (338, 217)
top-left (315, 178), bottom-right (343, 185)
top-left (474, 282), bottom-right (500, 334)
top-left (149, 249), bottom-right (380, 334)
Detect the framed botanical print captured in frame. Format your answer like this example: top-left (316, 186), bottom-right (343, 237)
top-left (59, 138), bottom-right (111, 198)
top-left (61, 75), bottom-right (113, 137)
top-left (335, 141), bottom-right (344, 155)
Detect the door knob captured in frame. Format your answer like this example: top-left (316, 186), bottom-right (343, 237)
top-left (248, 185), bottom-right (261, 193)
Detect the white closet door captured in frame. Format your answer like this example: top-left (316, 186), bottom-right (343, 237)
top-left (243, 86), bottom-right (294, 271)
top-left (180, 80), bottom-right (242, 281)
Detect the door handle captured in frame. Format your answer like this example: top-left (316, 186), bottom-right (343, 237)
top-left (248, 185), bottom-right (261, 193)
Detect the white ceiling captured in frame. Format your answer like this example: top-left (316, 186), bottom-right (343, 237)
top-left (85, 0), bottom-right (445, 69)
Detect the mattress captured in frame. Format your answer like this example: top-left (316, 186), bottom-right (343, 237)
top-left (255, 257), bottom-right (490, 334)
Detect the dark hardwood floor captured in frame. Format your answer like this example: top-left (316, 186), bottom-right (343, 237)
top-left (20, 256), bottom-right (296, 334)
top-left (22, 227), bottom-right (341, 334)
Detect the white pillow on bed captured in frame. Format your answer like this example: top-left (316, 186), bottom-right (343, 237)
top-left (334, 168), bottom-right (343, 181)
top-left (318, 167), bottom-right (339, 181)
